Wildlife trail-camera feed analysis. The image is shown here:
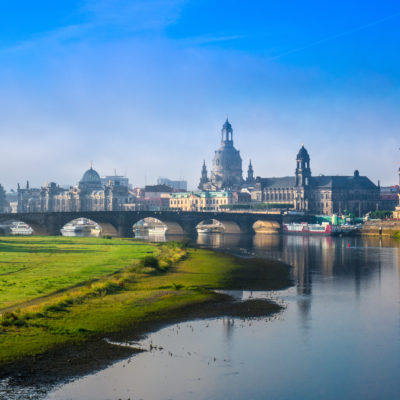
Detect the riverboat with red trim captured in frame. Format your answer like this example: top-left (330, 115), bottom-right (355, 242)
top-left (283, 222), bottom-right (342, 236)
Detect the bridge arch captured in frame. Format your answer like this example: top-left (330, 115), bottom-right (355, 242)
top-left (0, 218), bottom-right (47, 235)
top-left (252, 220), bottom-right (281, 234)
top-left (57, 215), bottom-right (119, 237)
top-left (195, 218), bottom-right (241, 234)
top-left (60, 218), bottom-right (105, 237)
top-left (132, 217), bottom-right (184, 236)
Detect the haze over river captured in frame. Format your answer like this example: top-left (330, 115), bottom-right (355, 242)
top-left (8, 234), bottom-right (400, 400)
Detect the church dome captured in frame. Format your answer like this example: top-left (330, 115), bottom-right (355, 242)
top-left (81, 167), bottom-right (101, 184)
top-left (297, 145), bottom-right (310, 161)
top-left (79, 166), bottom-right (103, 191)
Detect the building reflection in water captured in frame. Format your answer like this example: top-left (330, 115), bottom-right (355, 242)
top-left (196, 233), bottom-right (242, 248)
top-left (252, 233), bottom-right (398, 331)
top-left (222, 317), bottom-right (235, 342)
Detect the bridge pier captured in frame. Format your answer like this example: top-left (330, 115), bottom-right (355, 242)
top-left (116, 224), bottom-right (134, 238)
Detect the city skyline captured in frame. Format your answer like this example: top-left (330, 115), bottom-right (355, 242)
top-left (1, 1), bottom-right (400, 190)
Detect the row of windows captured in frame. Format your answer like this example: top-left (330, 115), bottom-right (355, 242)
top-left (171, 198), bottom-right (228, 205)
top-left (264, 192), bottom-right (295, 201)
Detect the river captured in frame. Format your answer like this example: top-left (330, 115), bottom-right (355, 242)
top-left (6, 234), bottom-right (400, 399)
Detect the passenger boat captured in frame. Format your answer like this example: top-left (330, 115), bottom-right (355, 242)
top-left (197, 225), bottom-right (224, 234)
top-left (10, 222), bottom-right (33, 235)
top-left (283, 222), bottom-right (342, 236)
top-left (61, 219), bottom-right (100, 236)
top-left (148, 225), bottom-right (168, 234)
top-left (61, 223), bottom-right (83, 234)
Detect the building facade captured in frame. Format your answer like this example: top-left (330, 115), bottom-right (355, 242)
top-left (252, 146), bottom-right (380, 216)
top-left (169, 191), bottom-right (232, 212)
top-left (379, 185), bottom-right (399, 211)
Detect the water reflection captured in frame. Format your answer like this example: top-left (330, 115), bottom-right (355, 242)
top-left (28, 234), bottom-right (400, 399)
top-left (196, 232), bottom-right (242, 248)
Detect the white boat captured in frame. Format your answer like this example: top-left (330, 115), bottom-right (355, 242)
top-left (148, 225), bottom-right (167, 234)
top-left (10, 222), bottom-right (33, 235)
top-left (61, 223), bottom-right (83, 234)
top-left (197, 225), bottom-right (224, 234)
top-left (61, 219), bottom-right (100, 236)
top-left (283, 222), bottom-right (342, 236)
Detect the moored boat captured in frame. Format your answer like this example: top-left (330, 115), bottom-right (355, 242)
top-left (197, 225), bottom-right (224, 234)
top-left (283, 222), bottom-right (341, 236)
top-left (10, 222), bottom-right (33, 235)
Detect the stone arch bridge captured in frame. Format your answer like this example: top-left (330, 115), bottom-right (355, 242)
top-left (0, 211), bottom-right (313, 237)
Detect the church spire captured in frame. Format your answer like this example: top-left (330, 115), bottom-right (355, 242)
top-left (198, 160), bottom-right (209, 189)
top-left (246, 160), bottom-right (255, 183)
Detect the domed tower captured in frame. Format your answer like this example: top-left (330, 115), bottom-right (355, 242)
top-left (295, 145), bottom-right (311, 187)
top-left (209, 118), bottom-right (243, 190)
top-left (79, 164), bottom-right (103, 192)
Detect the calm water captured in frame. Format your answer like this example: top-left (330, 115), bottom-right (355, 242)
top-left (11, 234), bottom-right (400, 399)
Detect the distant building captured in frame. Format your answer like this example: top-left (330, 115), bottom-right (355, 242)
top-left (379, 185), bottom-right (399, 210)
top-left (157, 177), bottom-right (187, 191)
top-left (198, 119), bottom-right (380, 216)
top-left (170, 191), bottom-right (231, 212)
top-left (252, 145), bottom-right (380, 217)
top-left (199, 119), bottom-right (244, 191)
top-left (144, 184), bottom-right (174, 198)
top-left (101, 175), bottom-right (130, 188)
top-left (232, 191), bottom-right (252, 204)
top-left (17, 165), bottom-right (137, 213)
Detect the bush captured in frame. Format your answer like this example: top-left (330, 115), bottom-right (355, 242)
top-left (142, 255), bottom-right (160, 270)
top-left (1, 311), bottom-right (28, 327)
top-left (171, 282), bottom-right (183, 290)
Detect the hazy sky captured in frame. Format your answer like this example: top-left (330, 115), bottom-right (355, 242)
top-left (1, 0), bottom-right (400, 190)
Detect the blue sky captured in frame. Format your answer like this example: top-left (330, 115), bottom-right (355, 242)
top-left (0, 0), bottom-right (399, 190)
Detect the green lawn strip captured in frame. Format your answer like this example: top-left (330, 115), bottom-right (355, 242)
top-left (0, 236), bottom-right (155, 309)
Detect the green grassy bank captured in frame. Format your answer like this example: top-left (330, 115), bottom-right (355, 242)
top-left (0, 236), bottom-right (291, 370)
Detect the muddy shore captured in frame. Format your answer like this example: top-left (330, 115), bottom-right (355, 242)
top-left (1, 293), bottom-right (283, 390)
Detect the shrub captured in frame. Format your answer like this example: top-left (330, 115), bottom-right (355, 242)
top-left (1, 311), bottom-right (28, 327)
top-left (171, 282), bottom-right (183, 290)
top-left (142, 255), bottom-right (160, 270)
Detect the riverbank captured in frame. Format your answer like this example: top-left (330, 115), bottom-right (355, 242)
top-left (0, 236), bottom-right (292, 384)
top-left (361, 220), bottom-right (400, 237)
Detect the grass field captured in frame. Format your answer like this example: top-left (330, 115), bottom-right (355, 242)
top-left (0, 236), bottom-right (291, 369)
top-left (0, 236), bottom-right (155, 310)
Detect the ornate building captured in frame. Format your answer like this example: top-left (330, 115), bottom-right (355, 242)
top-left (253, 145), bottom-right (380, 216)
top-left (199, 118), bottom-right (244, 190)
top-left (17, 165), bottom-right (136, 213)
